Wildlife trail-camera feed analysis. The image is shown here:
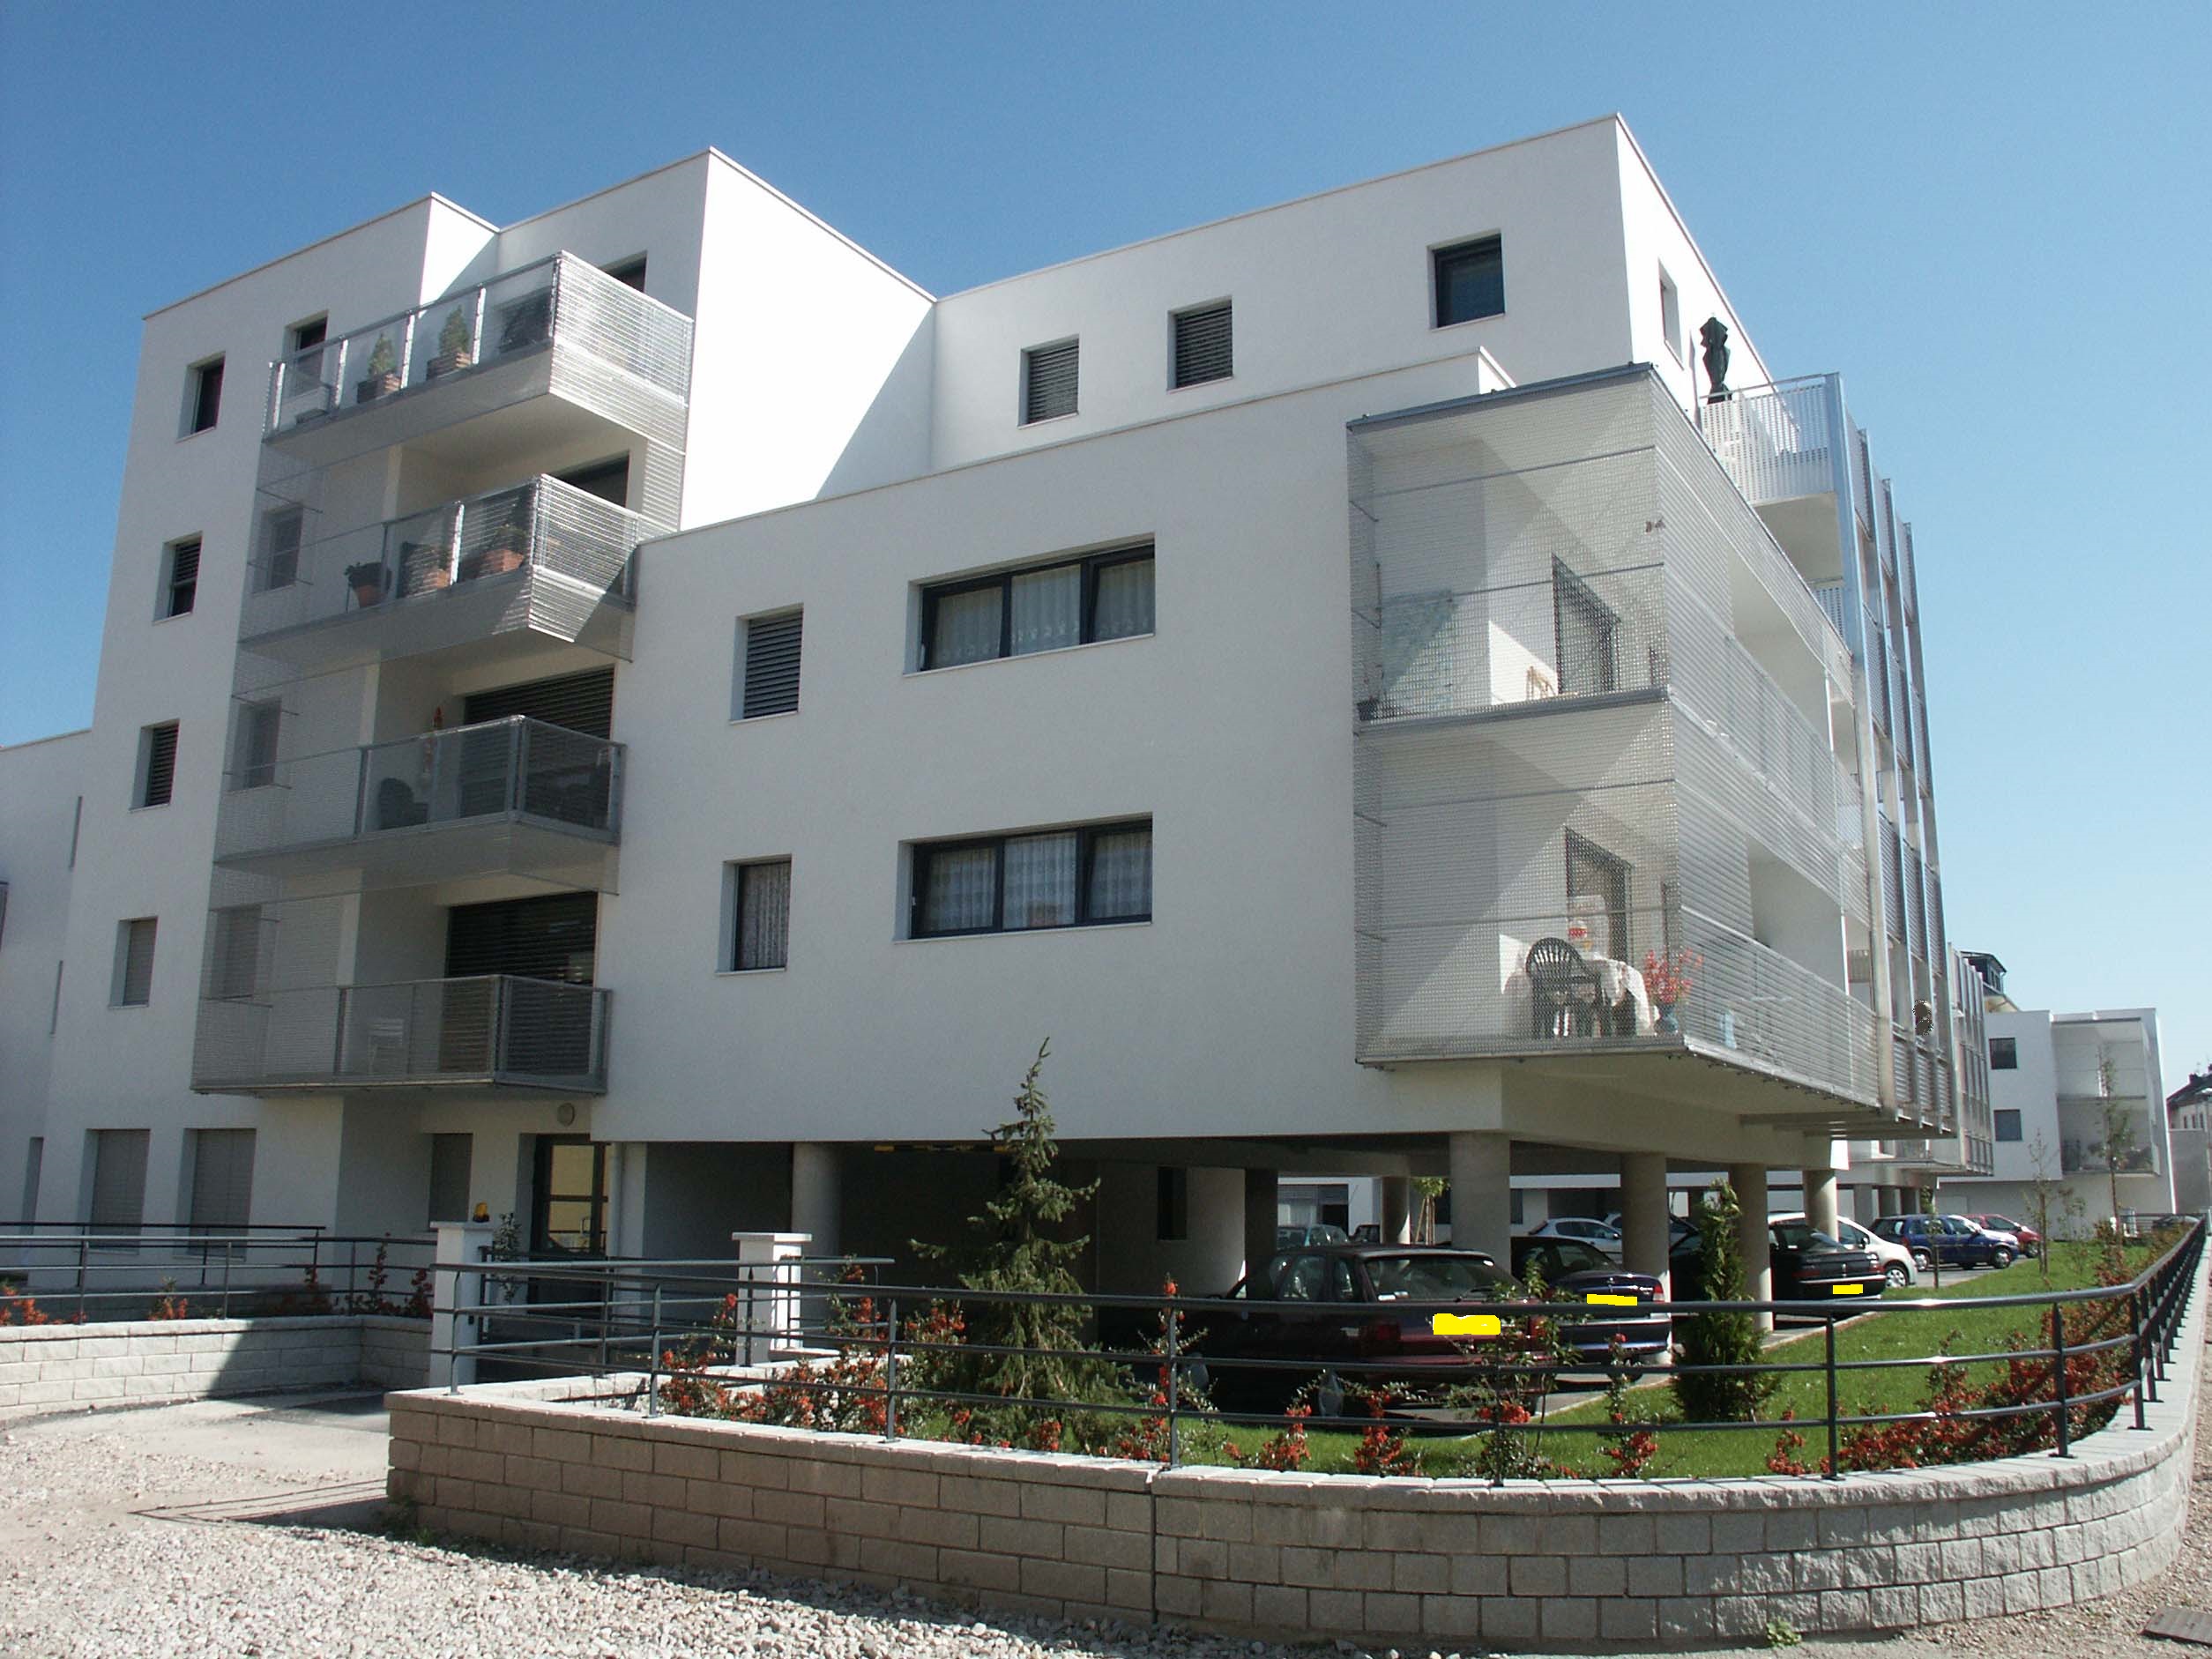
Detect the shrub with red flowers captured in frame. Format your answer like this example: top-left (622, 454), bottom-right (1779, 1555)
top-left (1227, 1398), bottom-right (1313, 1472)
top-left (1641, 948), bottom-right (1702, 1007)
top-left (1352, 1386), bottom-right (1422, 1477)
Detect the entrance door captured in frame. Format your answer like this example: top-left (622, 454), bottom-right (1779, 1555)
top-left (530, 1135), bottom-right (608, 1257)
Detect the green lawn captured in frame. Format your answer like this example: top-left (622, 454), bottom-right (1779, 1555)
top-left (1182, 1240), bottom-right (2157, 1479)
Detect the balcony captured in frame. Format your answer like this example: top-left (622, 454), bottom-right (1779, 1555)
top-left (261, 253), bottom-right (691, 471)
top-left (213, 716), bottom-right (621, 896)
top-left (192, 975), bottom-right (609, 1096)
top-left (238, 475), bottom-right (644, 672)
top-left (1696, 376), bottom-right (1838, 509)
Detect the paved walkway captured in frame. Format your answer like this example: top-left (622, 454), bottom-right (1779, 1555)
top-left (0, 1386), bottom-right (2205, 1656)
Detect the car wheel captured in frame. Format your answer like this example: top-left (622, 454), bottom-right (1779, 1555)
top-left (1912, 1249), bottom-right (1933, 1274)
top-left (1991, 1246), bottom-right (2015, 1269)
top-left (1885, 1262), bottom-right (1910, 1290)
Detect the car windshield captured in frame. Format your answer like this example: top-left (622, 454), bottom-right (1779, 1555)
top-left (1365, 1254), bottom-right (1512, 1301)
top-left (1769, 1221), bottom-right (1845, 1251)
top-left (1523, 1239), bottom-right (1612, 1276)
top-left (1983, 1216), bottom-right (2021, 1231)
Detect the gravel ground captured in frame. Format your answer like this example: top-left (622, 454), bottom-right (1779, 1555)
top-left (1, 1385), bottom-right (2208, 1659)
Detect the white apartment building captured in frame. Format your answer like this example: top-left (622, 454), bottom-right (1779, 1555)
top-left (1940, 992), bottom-right (2175, 1229)
top-left (0, 115), bottom-right (1970, 1298)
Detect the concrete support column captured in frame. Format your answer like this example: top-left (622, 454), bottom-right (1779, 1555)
top-left (1805, 1163), bottom-right (1841, 1239)
top-left (1448, 1132), bottom-right (1513, 1264)
top-left (1728, 1163), bottom-right (1773, 1329)
top-left (790, 1142), bottom-right (842, 1260)
top-left (1380, 1176), bottom-right (1414, 1245)
top-left (1619, 1152), bottom-right (1671, 1296)
top-left (1243, 1169), bottom-right (1278, 1283)
top-left (428, 1220), bottom-right (493, 1389)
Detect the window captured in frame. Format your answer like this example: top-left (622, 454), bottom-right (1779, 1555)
top-left (233, 702), bottom-right (280, 791)
top-left (428, 1133), bottom-right (474, 1224)
top-left (1157, 1166), bottom-right (1188, 1241)
top-left (1990, 1037), bottom-right (2018, 1070)
top-left (1658, 266), bottom-right (1683, 363)
top-left (726, 859), bottom-right (792, 971)
top-left (113, 919), bottom-right (157, 1007)
top-left (1433, 235), bottom-right (1504, 328)
top-left (89, 1129), bottom-right (150, 1236)
top-left (1172, 301), bottom-right (1233, 389)
top-left (289, 317), bottom-right (327, 357)
top-left (602, 256), bottom-right (647, 292)
top-left (136, 721), bottom-right (179, 808)
top-left (160, 536), bottom-right (200, 619)
top-left (739, 611), bottom-right (803, 718)
top-left (1553, 561), bottom-right (1620, 696)
top-left (912, 819), bottom-right (1151, 938)
top-left (1022, 338), bottom-right (1078, 424)
top-left (208, 905), bottom-right (261, 1001)
top-left (188, 1128), bottom-right (256, 1232)
top-left (1994, 1109), bottom-right (2022, 1142)
top-left (185, 355), bottom-right (224, 435)
top-left (1565, 830), bottom-right (1631, 963)
top-left (48, 962), bottom-right (63, 1034)
top-left (920, 545), bottom-right (1154, 669)
top-left (259, 505), bottom-right (303, 591)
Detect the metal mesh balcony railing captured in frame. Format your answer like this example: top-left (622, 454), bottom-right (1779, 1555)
top-left (1694, 376), bottom-right (1836, 507)
top-left (191, 974), bottom-right (609, 1094)
top-left (238, 475), bottom-right (644, 653)
top-left (215, 715), bottom-right (621, 867)
top-left (264, 253), bottom-right (691, 438)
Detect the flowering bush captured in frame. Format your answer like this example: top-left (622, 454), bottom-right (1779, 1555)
top-left (1351, 1387), bottom-right (1421, 1477)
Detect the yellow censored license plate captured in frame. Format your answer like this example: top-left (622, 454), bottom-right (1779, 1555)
top-left (1583, 1291), bottom-right (1640, 1307)
top-left (1431, 1313), bottom-right (1503, 1337)
top-left (1830, 1283), bottom-right (1866, 1295)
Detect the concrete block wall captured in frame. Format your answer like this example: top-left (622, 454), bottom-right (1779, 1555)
top-left (0, 1313), bottom-right (428, 1417)
top-left (386, 1253), bottom-right (2202, 1647)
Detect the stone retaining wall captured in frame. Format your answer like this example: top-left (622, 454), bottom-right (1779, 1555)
top-left (0, 1314), bottom-right (428, 1417)
top-left (386, 1255), bottom-right (2203, 1649)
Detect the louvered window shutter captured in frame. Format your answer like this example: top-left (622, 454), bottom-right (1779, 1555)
top-left (743, 613), bottom-right (803, 718)
top-left (168, 538), bottom-right (201, 617)
top-left (117, 918), bottom-right (157, 1005)
top-left (190, 1129), bottom-right (256, 1231)
top-left (90, 1130), bottom-right (149, 1232)
top-left (1173, 303), bottom-right (1233, 388)
top-left (1024, 341), bottom-right (1079, 423)
top-left (463, 666), bottom-right (614, 738)
top-left (142, 724), bottom-right (178, 807)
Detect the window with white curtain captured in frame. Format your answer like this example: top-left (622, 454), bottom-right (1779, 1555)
top-left (919, 544), bottom-right (1153, 670)
top-left (912, 820), bottom-right (1152, 938)
top-left (729, 859), bottom-right (792, 971)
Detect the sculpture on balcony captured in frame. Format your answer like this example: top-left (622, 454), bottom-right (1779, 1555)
top-left (1699, 317), bottom-right (1730, 403)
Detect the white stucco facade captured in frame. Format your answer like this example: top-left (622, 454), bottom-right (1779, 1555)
top-left (0, 115), bottom-right (1972, 1293)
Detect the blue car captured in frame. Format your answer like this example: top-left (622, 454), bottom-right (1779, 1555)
top-left (1871, 1214), bottom-right (2015, 1271)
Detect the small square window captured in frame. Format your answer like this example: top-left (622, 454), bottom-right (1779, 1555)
top-left (1658, 267), bottom-right (1683, 364)
top-left (185, 356), bottom-right (225, 435)
top-left (1172, 301), bottom-right (1233, 389)
top-left (1993, 1109), bottom-right (2022, 1142)
top-left (160, 536), bottom-right (201, 620)
top-left (113, 918), bottom-right (157, 1007)
top-left (727, 859), bottom-right (792, 971)
top-left (137, 722), bottom-right (179, 808)
top-left (1022, 339), bottom-right (1079, 424)
top-left (1433, 236), bottom-right (1504, 328)
top-left (1990, 1037), bottom-right (2018, 1070)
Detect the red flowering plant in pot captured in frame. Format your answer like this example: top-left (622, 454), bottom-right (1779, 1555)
top-left (1641, 947), bottom-right (1702, 1035)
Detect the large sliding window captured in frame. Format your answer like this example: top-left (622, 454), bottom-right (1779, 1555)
top-left (920, 544), bottom-right (1154, 669)
top-left (912, 819), bottom-right (1151, 938)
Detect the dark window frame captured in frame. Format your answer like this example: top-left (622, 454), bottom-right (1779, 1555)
top-left (1993, 1108), bottom-right (2022, 1143)
top-left (1021, 338), bottom-right (1080, 425)
top-left (1553, 559), bottom-right (1620, 696)
top-left (1564, 827), bottom-right (1633, 963)
top-left (161, 536), bottom-right (201, 620)
top-left (1432, 235), bottom-right (1505, 329)
top-left (740, 609), bottom-right (804, 719)
top-left (185, 355), bottom-right (225, 435)
top-left (1170, 299), bottom-right (1233, 390)
top-left (730, 858), bottom-right (793, 972)
top-left (138, 722), bottom-right (179, 809)
top-left (1990, 1037), bottom-right (2019, 1070)
top-left (918, 544), bottom-right (1154, 670)
top-left (911, 818), bottom-right (1152, 939)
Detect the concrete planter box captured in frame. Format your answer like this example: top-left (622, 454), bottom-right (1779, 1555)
top-left (0, 1313), bottom-right (428, 1417)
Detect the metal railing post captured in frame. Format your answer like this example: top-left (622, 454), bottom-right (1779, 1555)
top-left (2051, 1304), bottom-right (2072, 1457)
top-left (1823, 1315), bottom-right (1841, 1480)
top-left (508, 718), bottom-right (525, 815)
top-left (75, 1237), bottom-right (88, 1321)
top-left (220, 1242), bottom-right (234, 1319)
top-left (2132, 1289), bottom-right (2150, 1426)
top-left (1165, 1291), bottom-right (1181, 1469)
top-left (647, 1283), bottom-right (664, 1418)
top-left (883, 1295), bottom-right (900, 1443)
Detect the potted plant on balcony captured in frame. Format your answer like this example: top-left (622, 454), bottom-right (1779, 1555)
top-left (1640, 947), bottom-right (1702, 1036)
top-left (345, 560), bottom-right (389, 609)
top-left (426, 305), bottom-right (473, 379)
top-left (355, 333), bottom-right (401, 404)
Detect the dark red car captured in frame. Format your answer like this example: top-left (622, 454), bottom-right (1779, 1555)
top-left (1965, 1213), bottom-right (2043, 1259)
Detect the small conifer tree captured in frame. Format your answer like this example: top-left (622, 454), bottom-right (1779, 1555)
top-left (1671, 1180), bottom-right (1778, 1424)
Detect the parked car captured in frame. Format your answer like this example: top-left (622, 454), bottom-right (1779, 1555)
top-left (1871, 1213), bottom-right (2015, 1271)
top-left (1505, 1236), bottom-right (1671, 1365)
top-left (1962, 1213), bottom-right (2042, 1258)
top-left (1198, 1245), bottom-right (1662, 1417)
top-left (1274, 1224), bottom-right (1349, 1248)
top-left (1772, 1211), bottom-right (1915, 1290)
top-left (1672, 1218), bottom-right (1887, 1302)
top-left (1523, 1216), bottom-right (1625, 1261)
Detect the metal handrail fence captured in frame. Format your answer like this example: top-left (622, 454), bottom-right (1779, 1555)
top-left (428, 1218), bottom-right (2202, 1483)
top-left (0, 1230), bottom-right (435, 1324)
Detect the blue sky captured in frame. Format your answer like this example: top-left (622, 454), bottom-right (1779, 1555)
top-left (2, 2), bottom-right (2206, 1078)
